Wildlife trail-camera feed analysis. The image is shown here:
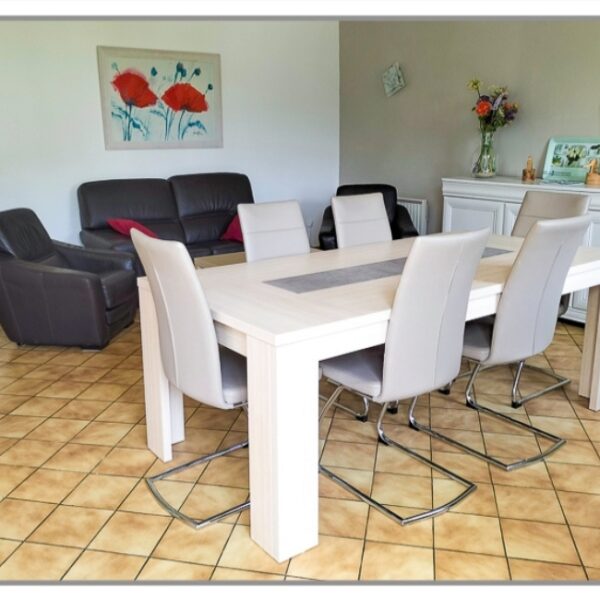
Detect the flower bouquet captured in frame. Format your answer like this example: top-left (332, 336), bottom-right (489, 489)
top-left (468, 79), bottom-right (519, 177)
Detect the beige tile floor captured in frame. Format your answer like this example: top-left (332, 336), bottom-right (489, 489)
top-left (0, 316), bottom-right (599, 581)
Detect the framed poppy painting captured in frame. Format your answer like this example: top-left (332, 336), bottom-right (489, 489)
top-left (97, 46), bottom-right (222, 150)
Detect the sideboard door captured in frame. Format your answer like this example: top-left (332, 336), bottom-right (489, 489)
top-left (443, 196), bottom-right (504, 234)
top-left (503, 203), bottom-right (522, 235)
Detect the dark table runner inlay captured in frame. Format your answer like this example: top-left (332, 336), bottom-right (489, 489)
top-left (266, 247), bottom-right (512, 294)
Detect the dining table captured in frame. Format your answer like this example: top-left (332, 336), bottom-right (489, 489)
top-left (136, 233), bottom-right (600, 562)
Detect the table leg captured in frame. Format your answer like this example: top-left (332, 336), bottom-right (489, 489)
top-left (246, 336), bottom-right (320, 562)
top-left (580, 285), bottom-right (600, 411)
top-left (138, 281), bottom-right (185, 462)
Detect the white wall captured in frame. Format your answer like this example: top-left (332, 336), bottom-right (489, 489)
top-left (0, 20), bottom-right (340, 243)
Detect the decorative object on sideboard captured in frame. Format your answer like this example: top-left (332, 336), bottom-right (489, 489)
top-left (97, 46), bottom-right (222, 150)
top-left (382, 62), bottom-right (406, 97)
top-left (522, 155), bottom-right (536, 182)
top-left (468, 78), bottom-right (519, 179)
top-left (585, 158), bottom-right (600, 187)
top-left (542, 136), bottom-right (600, 183)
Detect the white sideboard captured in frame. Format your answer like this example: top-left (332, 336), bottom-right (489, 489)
top-left (442, 175), bottom-right (600, 323)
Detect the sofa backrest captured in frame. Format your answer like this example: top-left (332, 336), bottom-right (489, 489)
top-left (78, 178), bottom-right (184, 240)
top-left (0, 208), bottom-right (67, 266)
top-left (169, 173), bottom-right (254, 244)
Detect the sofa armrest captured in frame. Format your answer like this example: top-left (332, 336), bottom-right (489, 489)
top-left (318, 206), bottom-right (338, 250)
top-left (392, 205), bottom-right (419, 239)
top-left (0, 259), bottom-right (108, 347)
top-left (54, 240), bottom-right (135, 273)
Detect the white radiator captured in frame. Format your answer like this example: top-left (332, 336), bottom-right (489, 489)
top-left (397, 197), bottom-right (428, 235)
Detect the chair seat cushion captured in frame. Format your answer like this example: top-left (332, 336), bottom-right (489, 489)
top-left (98, 270), bottom-right (137, 309)
top-left (321, 345), bottom-right (384, 399)
top-left (463, 318), bottom-right (494, 362)
top-left (220, 346), bottom-right (247, 406)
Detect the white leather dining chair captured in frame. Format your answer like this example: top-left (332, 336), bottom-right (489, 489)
top-left (410, 215), bottom-right (591, 471)
top-left (238, 200), bottom-right (310, 262)
top-left (326, 192), bottom-right (395, 420)
top-left (507, 190), bottom-right (590, 406)
top-left (331, 192), bottom-right (392, 249)
top-left (320, 227), bottom-right (489, 525)
top-left (511, 190), bottom-right (590, 237)
top-left (131, 229), bottom-right (249, 529)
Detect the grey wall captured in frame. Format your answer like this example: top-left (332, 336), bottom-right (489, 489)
top-left (339, 20), bottom-right (600, 232)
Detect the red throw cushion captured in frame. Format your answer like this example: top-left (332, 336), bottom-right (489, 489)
top-left (220, 214), bottom-right (243, 243)
top-left (107, 218), bottom-right (157, 239)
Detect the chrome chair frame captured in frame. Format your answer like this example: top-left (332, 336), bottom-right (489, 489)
top-left (319, 378), bottom-right (370, 421)
top-left (320, 383), bottom-right (477, 525)
top-left (440, 359), bottom-right (570, 408)
top-left (145, 405), bottom-right (250, 529)
top-left (409, 362), bottom-right (566, 471)
top-left (146, 440), bottom-right (250, 529)
top-left (510, 360), bottom-right (570, 408)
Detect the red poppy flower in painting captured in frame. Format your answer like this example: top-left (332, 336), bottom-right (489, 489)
top-left (161, 83), bottom-right (209, 113)
top-left (112, 69), bottom-right (158, 108)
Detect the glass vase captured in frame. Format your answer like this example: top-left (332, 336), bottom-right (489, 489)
top-left (472, 130), bottom-right (497, 178)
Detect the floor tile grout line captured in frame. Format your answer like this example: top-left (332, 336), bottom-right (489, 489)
top-left (2, 320), bottom-right (600, 581)
top-left (546, 449), bottom-right (590, 580)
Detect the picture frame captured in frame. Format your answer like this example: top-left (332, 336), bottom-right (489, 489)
top-left (382, 62), bottom-right (406, 97)
top-left (542, 136), bottom-right (600, 183)
top-left (97, 46), bottom-right (222, 150)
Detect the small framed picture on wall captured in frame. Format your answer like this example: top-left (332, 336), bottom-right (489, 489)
top-left (382, 62), bottom-right (406, 97)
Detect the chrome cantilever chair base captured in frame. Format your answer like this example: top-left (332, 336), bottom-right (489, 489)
top-left (319, 377), bottom-right (370, 422)
top-left (146, 404), bottom-right (250, 530)
top-left (409, 363), bottom-right (566, 472)
top-left (320, 386), bottom-right (477, 525)
top-left (146, 439), bottom-right (250, 529)
top-left (510, 360), bottom-right (570, 408)
top-left (441, 359), bottom-right (570, 408)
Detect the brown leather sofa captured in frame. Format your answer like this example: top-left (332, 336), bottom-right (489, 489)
top-left (78, 172), bottom-right (254, 274)
top-left (0, 208), bottom-right (137, 349)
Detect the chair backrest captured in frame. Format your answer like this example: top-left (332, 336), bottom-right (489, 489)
top-left (0, 208), bottom-right (66, 266)
top-left (331, 193), bottom-right (392, 248)
top-left (238, 200), bottom-right (310, 262)
top-left (512, 190), bottom-right (589, 237)
top-left (379, 228), bottom-right (489, 402)
top-left (489, 215), bottom-right (590, 365)
top-left (131, 229), bottom-right (231, 409)
top-left (336, 184), bottom-right (398, 222)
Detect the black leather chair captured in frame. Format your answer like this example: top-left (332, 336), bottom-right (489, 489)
top-left (319, 184), bottom-right (419, 250)
top-left (0, 208), bottom-right (137, 349)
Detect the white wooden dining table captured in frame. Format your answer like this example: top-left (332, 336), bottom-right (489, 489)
top-left (136, 233), bottom-right (600, 562)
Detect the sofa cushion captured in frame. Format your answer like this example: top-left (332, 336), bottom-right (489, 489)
top-left (169, 173), bottom-right (254, 244)
top-left (210, 241), bottom-right (244, 255)
top-left (187, 240), bottom-right (244, 257)
top-left (107, 218), bottom-right (157, 238)
top-left (98, 270), bottom-right (137, 309)
top-left (78, 179), bottom-right (179, 230)
top-left (220, 214), bottom-right (243, 243)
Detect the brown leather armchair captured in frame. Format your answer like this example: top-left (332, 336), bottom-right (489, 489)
top-left (0, 208), bottom-right (137, 349)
